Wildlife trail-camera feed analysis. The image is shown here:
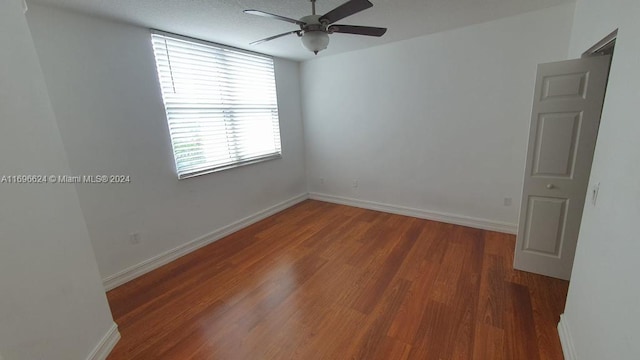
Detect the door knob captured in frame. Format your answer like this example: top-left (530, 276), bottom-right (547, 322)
top-left (546, 184), bottom-right (555, 189)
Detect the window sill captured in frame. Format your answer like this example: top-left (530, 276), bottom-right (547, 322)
top-left (177, 153), bottom-right (282, 180)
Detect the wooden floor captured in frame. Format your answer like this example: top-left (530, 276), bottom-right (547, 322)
top-left (106, 200), bottom-right (568, 360)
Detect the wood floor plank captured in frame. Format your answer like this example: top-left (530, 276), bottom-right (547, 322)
top-left (478, 254), bottom-right (507, 328)
top-left (450, 227), bottom-right (485, 359)
top-left (429, 241), bottom-right (468, 304)
top-left (346, 278), bottom-right (412, 359)
top-left (348, 219), bottom-right (418, 314)
top-left (368, 336), bottom-right (412, 360)
top-left (472, 323), bottom-right (505, 360)
top-left (387, 259), bottom-right (439, 344)
top-left (407, 300), bottom-right (456, 359)
top-left (504, 282), bottom-right (541, 360)
top-left (106, 200), bottom-right (568, 360)
top-left (394, 219), bottom-right (440, 281)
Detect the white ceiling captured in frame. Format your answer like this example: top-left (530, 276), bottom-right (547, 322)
top-left (30, 0), bottom-right (573, 61)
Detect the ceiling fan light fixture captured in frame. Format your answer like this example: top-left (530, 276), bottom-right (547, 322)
top-left (301, 31), bottom-right (330, 55)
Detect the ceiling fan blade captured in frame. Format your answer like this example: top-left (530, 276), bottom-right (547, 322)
top-left (319, 0), bottom-right (373, 24)
top-left (244, 10), bottom-right (306, 26)
top-left (250, 31), bottom-right (301, 45)
top-left (328, 24), bottom-right (387, 36)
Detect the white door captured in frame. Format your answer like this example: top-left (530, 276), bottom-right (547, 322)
top-left (514, 56), bottom-right (610, 280)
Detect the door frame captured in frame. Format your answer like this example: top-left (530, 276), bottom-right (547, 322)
top-left (582, 29), bottom-right (617, 58)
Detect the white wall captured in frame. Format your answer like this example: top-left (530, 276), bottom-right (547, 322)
top-left (301, 4), bottom-right (575, 231)
top-left (559, 0), bottom-right (640, 358)
top-left (26, 4), bottom-right (307, 283)
top-left (0, 1), bottom-right (116, 359)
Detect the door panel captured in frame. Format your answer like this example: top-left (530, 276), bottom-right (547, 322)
top-left (523, 196), bottom-right (567, 256)
top-left (532, 112), bottom-right (581, 177)
top-left (515, 56), bottom-right (610, 280)
top-left (541, 72), bottom-right (588, 100)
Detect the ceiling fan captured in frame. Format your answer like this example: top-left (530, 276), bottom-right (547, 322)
top-left (244, 0), bottom-right (387, 55)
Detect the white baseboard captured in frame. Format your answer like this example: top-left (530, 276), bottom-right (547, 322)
top-left (558, 314), bottom-right (577, 360)
top-left (103, 193), bottom-right (309, 291)
top-left (308, 192), bottom-right (518, 234)
top-left (86, 322), bottom-right (120, 360)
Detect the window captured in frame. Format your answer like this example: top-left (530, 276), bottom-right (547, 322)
top-left (151, 31), bottom-right (282, 179)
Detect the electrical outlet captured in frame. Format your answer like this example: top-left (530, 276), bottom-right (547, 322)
top-left (504, 197), bottom-right (512, 206)
top-left (129, 232), bottom-right (141, 245)
top-left (352, 179), bottom-right (358, 188)
top-left (320, 177), bottom-right (325, 185)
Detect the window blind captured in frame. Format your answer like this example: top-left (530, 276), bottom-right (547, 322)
top-left (151, 32), bottom-right (282, 179)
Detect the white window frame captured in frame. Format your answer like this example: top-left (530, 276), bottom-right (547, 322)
top-left (151, 30), bottom-right (283, 179)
